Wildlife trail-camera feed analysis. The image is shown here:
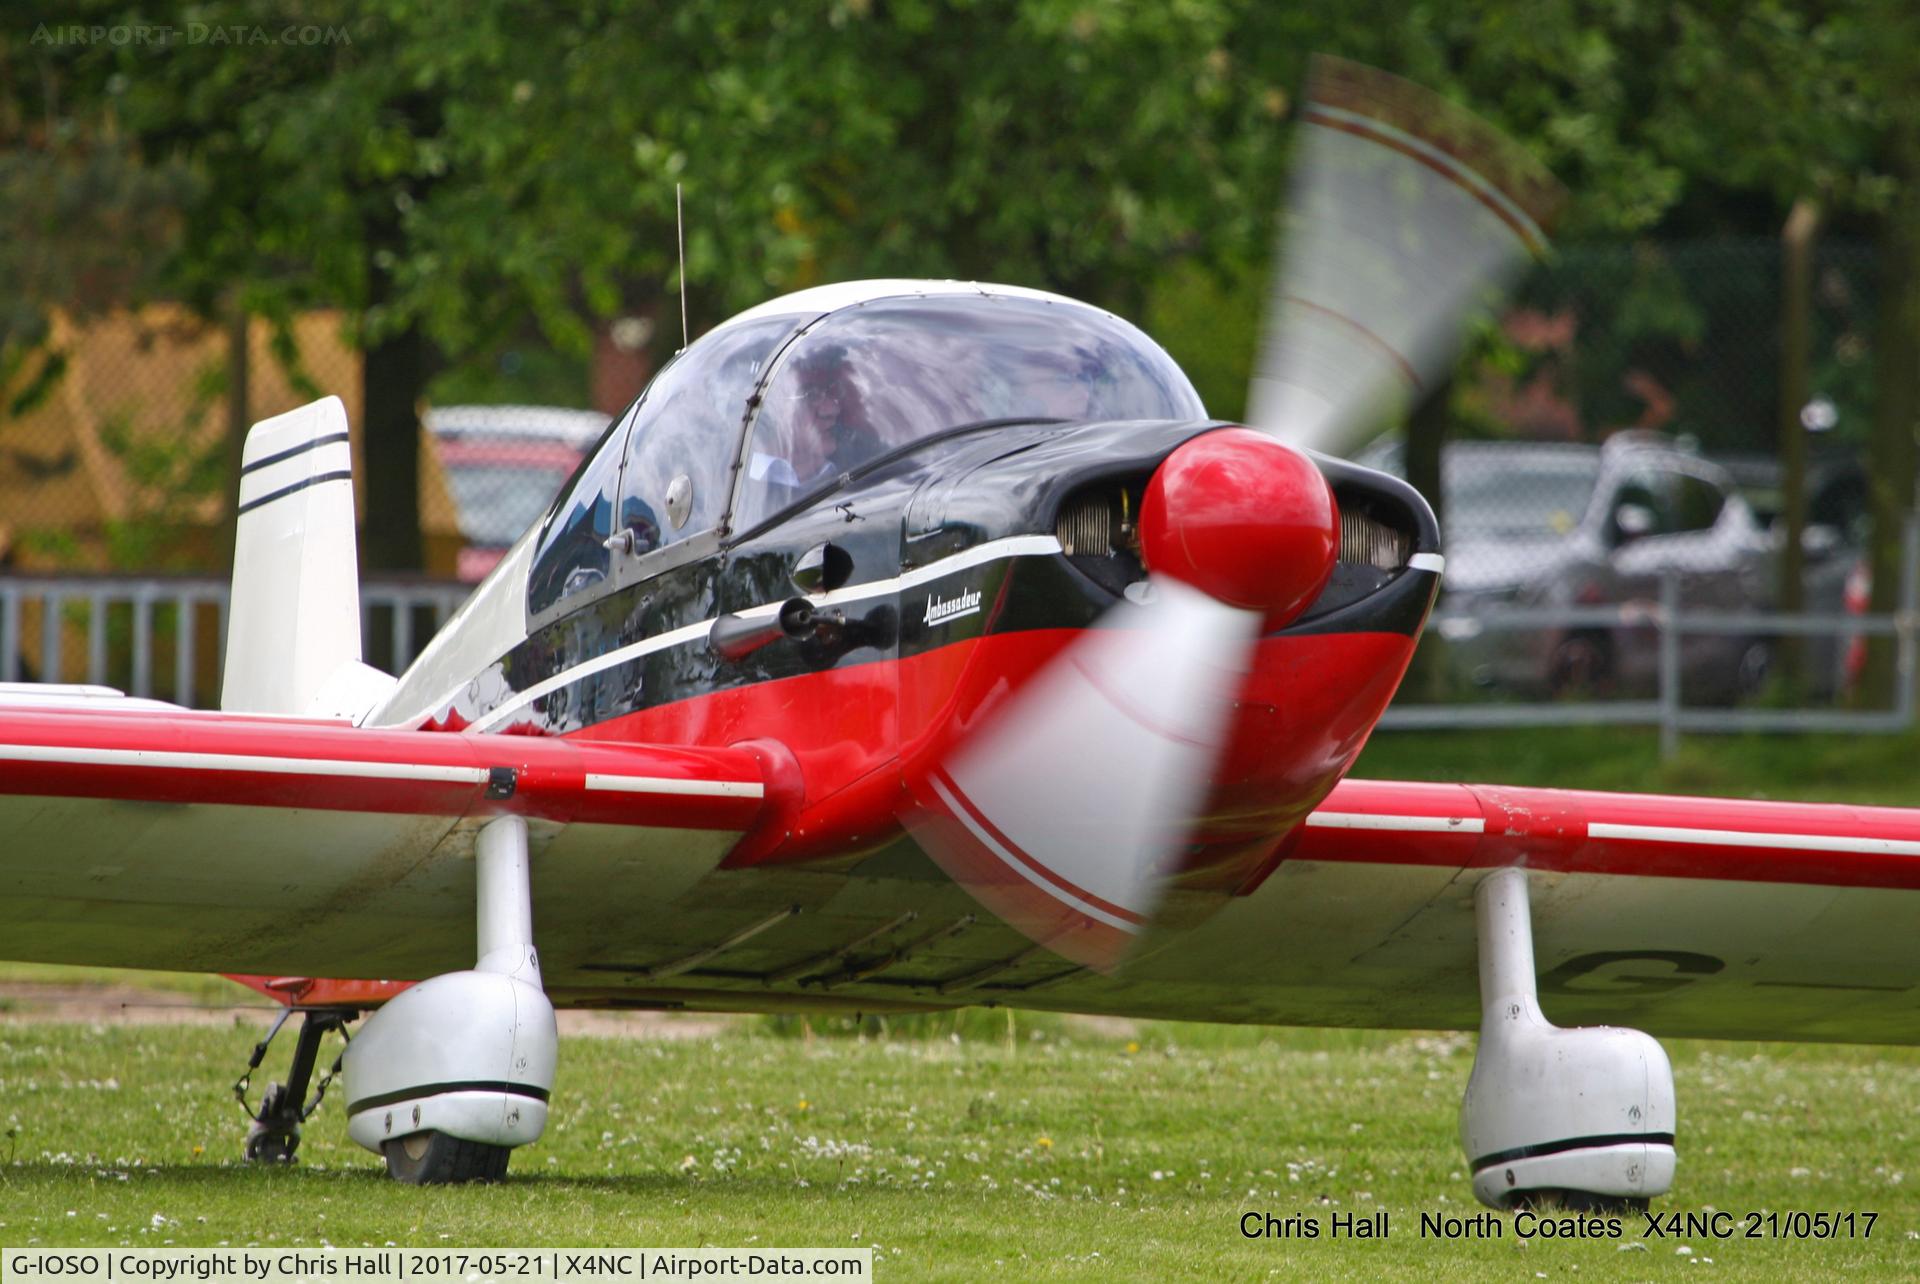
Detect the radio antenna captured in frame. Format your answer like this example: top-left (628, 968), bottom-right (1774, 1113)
top-left (675, 182), bottom-right (689, 352)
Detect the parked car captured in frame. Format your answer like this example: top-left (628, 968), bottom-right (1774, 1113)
top-left (1716, 451), bottom-right (1870, 699)
top-left (1360, 434), bottom-right (1775, 702)
top-left (427, 405), bottom-right (611, 582)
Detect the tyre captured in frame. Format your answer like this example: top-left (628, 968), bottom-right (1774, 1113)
top-left (243, 1126), bottom-right (299, 1164)
top-left (1508, 1188), bottom-right (1650, 1215)
top-left (243, 1084), bottom-right (300, 1164)
top-left (1547, 632), bottom-right (1611, 698)
top-left (1735, 639), bottom-right (1771, 702)
top-left (382, 1131), bottom-right (511, 1184)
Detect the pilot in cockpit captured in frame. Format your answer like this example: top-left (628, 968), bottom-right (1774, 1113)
top-left (748, 342), bottom-right (875, 499)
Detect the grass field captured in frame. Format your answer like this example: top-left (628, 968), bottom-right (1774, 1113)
top-left (1354, 725), bottom-right (1920, 805)
top-left (6, 727), bottom-right (1920, 1279)
top-left (4, 1016), bottom-right (1920, 1280)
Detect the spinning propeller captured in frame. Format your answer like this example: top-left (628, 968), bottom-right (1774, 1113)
top-left (908, 56), bottom-right (1564, 969)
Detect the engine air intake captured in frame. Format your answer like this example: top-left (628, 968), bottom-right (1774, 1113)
top-left (1057, 490), bottom-right (1122, 556)
top-left (1341, 507), bottom-right (1410, 572)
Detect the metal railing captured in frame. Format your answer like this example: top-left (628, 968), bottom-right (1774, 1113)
top-left (0, 574), bottom-right (470, 707)
top-left (1380, 522), bottom-right (1920, 757)
top-left (6, 543), bottom-right (1916, 757)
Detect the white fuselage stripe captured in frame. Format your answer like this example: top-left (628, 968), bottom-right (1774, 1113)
top-left (1305, 812), bottom-right (1485, 834)
top-left (583, 773), bottom-right (764, 799)
top-left (1590, 821), bottom-right (1920, 858)
top-left (929, 774), bottom-right (1140, 934)
top-left (471, 618), bottom-right (714, 732)
top-left (469, 535), bottom-right (1064, 733)
top-left (1407, 552), bottom-right (1446, 574)
top-left (0, 743), bottom-right (488, 784)
top-left (732, 534), bottom-right (1064, 620)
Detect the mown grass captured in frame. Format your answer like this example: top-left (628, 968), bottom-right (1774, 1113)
top-left (1355, 725), bottom-right (1920, 805)
top-left (4, 1018), bottom-right (1920, 1280)
top-left (0, 963), bottom-right (258, 1006)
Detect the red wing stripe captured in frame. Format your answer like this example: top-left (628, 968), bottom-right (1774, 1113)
top-left (1301, 780), bottom-right (1920, 890)
top-left (0, 707), bottom-right (771, 832)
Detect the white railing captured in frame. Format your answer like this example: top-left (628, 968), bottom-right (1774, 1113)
top-left (1379, 521), bottom-right (1920, 757)
top-left (0, 575), bottom-right (470, 707)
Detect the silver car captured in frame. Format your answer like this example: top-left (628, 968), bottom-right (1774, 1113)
top-left (1366, 436), bottom-right (1774, 702)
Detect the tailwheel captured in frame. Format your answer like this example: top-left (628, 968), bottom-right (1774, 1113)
top-left (235, 1009), bottom-right (351, 1166)
top-left (382, 1131), bottom-right (511, 1185)
top-left (242, 1084), bottom-right (301, 1164)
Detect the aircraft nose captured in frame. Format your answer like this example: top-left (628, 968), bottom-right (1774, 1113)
top-left (1138, 427), bottom-right (1340, 626)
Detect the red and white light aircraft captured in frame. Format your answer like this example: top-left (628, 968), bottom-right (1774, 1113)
top-left (3, 59), bottom-right (1912, 1203)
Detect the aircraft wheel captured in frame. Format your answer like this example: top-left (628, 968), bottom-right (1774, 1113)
top-left (1506, 1188), bottom-right (1650, 1215)
top-left (243, 1126), bottom-right (298, 1164)
top-left (1735, 639), bottom-right (1771, 701)
top-left (242, 1083), bottom-right (300, 1164)
top-left (382, 1131), bottom-right (511, 1184)
top-left (1547, 632), bottom-right (1610, 698)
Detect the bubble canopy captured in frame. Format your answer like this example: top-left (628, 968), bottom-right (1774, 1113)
top-left (732, 293), bottom-right (1204, 532)
top-left (526, 287), bottom-right (1205, 621)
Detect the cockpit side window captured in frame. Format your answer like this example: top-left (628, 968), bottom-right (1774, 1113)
top-left (733, 295), bottom-right (1202, 534)
top-left (616, 317), bottom-right (798, 553)
top-left (526, 402), bottom-right (637, 619)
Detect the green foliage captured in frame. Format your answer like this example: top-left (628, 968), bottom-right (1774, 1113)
top-left (7, 0), bottom-right (1918, 514)
top-left (1142, 259), bottom-right (1264, 421)
top-left (0, 137), bottom-right (196, 360)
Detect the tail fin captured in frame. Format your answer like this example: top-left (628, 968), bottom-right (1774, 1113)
top-left (221, 396), bottom-right (388, 717)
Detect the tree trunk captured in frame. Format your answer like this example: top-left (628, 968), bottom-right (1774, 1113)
top-left (358, 195), bottom-right (426, 573)
top-left (1859, 129), bottom-right (1920, 708)
top-left (360, 318), bottom-right (427, 573)
top-left (1405, 379), bottom-right (1449, 540)
top-left (1403, 380), bottom-right (1450, 699)
top-left (1775, 200), bottom-right (1820, 699)
top-left (219, 304), bottom-right (251, 573)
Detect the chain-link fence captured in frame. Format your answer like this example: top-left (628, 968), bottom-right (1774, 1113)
top-left (0, 305), bottom-right (620, 693)
top-left (1362, 238), bottom-right (1900, 719)
top-left (0, 307), bottom-right (613, 586)
top-left (0, 307), bottom-right (363, 574)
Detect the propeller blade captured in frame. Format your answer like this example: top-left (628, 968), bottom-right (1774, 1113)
top-left (907, 580), bottom-right (1259, 971)
top-left (907, 431), bottom-right (1339, 971)
top-left (1247, 55), bottom-right (1565, 454)
top-left (910, 63), bottom-right (1558, 970)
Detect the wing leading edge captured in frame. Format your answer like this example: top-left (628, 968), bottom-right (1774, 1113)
top-left (0, 705), bottom-right (770, 978)
top-left (1160, 778), bottom-right (1920, 1043)
top-left (1295, 778), bottom-right (1920, 889)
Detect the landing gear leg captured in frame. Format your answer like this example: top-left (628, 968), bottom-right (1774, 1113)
top-left (1458, 867), bottom-right (1677, 1211)
top-left (237, 1008), bottom-right (351, 1164)
top-left (341, 814), bottom-right (555, 1184)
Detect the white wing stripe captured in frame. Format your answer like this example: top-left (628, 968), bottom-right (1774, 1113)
top-left (1306, 812), bottom-right (1484, 833)
top-left (583, 773), bottom-right (764, 799)
top-left (0, 743), bottom-right (487, 784)
top-left (1590, 821), bottom-right (1920, 858)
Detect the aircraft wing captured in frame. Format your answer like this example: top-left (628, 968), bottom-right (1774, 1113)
top-left (0, 701), bottom-right (770, 982)
top-left (1051, 778), bottom-right (1920, 1045)
top-left (9, 699), bottom-right (1920, 1046)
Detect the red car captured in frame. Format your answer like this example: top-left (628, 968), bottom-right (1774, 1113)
top-left (427, 405), bottom-right (611, 581)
